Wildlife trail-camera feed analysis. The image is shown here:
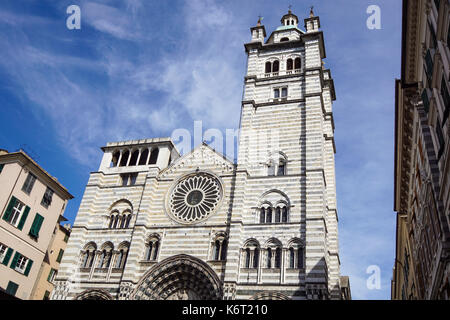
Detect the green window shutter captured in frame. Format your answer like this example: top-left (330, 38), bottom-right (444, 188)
top-left (2, 196), bottom-right (17, 222)
top-left (47, 269), bottom-right (52, 282)
top-left (2, 248), bottom-right (13, 265)
top-left (29, 214), bottom-right (44, 238)
top-left (17, 205), bottom-right (30, 231)
top-left (10, 251), bottom-right (20, 269)
top-left (6, 281), bottom-right (18, 296)
top-left (56, 249), bottom-right (64, 263)
top-left (0, 164), bottom-right (4, 173)
top-left (24, 259), bottom-right (33, 276)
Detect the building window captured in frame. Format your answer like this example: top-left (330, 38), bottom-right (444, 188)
top-left (3, 197), bottom-right (30, 230)
top-left (145, 238), bottom-right (160, 261)
top-left (63, 234), bottom-right (69, 243)
top-left (288, 242), bottom-right (304, 269)
top-left (0, 243), bottom-right (6, 259)
top-left (21, 173), bottom-right (36, 195)
top-left (211, 236), bottom-right (227, 261)
top-left (6, 281), bottom-right (18, 296)
top-left (43, 290), bottom-right (50, 300)
top-left (41, 187), bottom-right (54, 208)
top-left (242, 241), bottom-right (259, 268)
top-left (28, 213), bottom-right (44, 239)
top-left (119, 150), bottom-right (130, 167)
top-left (10, 252), bottom-right (33, 276)
top-left (294, 57), bottom-right (301, 70)
top-left (273, 87), bottom-right (288, 99)
top-left (121, 173), bottom-right (138, 186)
top-left (81, 244), bottom-right (96, 269)
top-left (265, 60), bottom-right (280, 75)
top-left (0, 163), bottom-right (4, 173)
top-left (56, 249), bottom-right (64, 263)
top-left (47, 268), bottom-right (57, 283)
top-left (287, 58), bottom-right (293, 70)
top-left (139, 149), bottom-right (149, 165)
top-left (149, 148), bottom-right (159, 165)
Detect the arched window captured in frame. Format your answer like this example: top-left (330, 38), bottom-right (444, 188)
top-left (115, 250), bottom-right (124, 268)
top-left (138, 149), bottom-right (149, 165)
top-left (275, 247), bottom-right (282, 268)
top-left (298, 247), bottom-right (304, 269)
top-left (282, 207), bottom-right (288, 223)
top-left (212, 234), bottom-right (228, 261)
top-left (108, 214), bottom-right (116, 228)
top-left (152, 241), bottom-right (159, 260)
top-left (242, 240), bottom-right (259, 268)
top-left (125, 214), bottom-right (132, 228)
top-left (221, 240), bottom-right (227, 261)
top-left (260, 207), bottom-right (266, 223)
top-left (266, 207), bottom-right (272, 223)
top-left (294, 57), bottom-right (301, 70)
top-left (81, 243), bottom-right (97, 269)
top-left (145, 242), bottom-right (153, 260)
top-left (120, 214), bottom-right (127, 229)
top-left (272, 60), bottom-right (279, 73)
top-left (115, 243), bottom-right (129, 269)
top-left (149, 148), bottom-right (159, 165)
top-left (245, 248), bottom-right (251, 268)
top-left (253, 248), bottom-right (259, 268)
top-left (108, 200), bottom-right (133, 229)
top-left (267, 248), bottom-right (272, 268)
top-left (275, 207), bottom-right (281, 223)
top-left (265, 61), bottom-right (272, 73)
top-left (277, 160), bottom-right (286, 176)
top-left (145, 237), bottom-right (160, 261)
top-left (128, 150), bottom-right (139, 166)
top-left (280, 37), bottom-right (289, 42)
top-left (214, 240), bottom-right (221, 260)
top-left (111, 151), bottom-right (120, 167)
top-left (119, 150), bottom-right (129, 167)
top-left (97, 243), bottom-right (113, 269)
top-left (288, 240), bottom-right (304, 269)
top-left (289, 248), bottom-right (295, 268)
top-left (287, 58), bottom-right (293, 70)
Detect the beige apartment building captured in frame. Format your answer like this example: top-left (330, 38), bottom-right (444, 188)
top-left (0, 149), bottom-right (73, 299)
top-left (392, 0), bottom-right (449, 299)
top-left (30, 224), bottom-right (71, 300)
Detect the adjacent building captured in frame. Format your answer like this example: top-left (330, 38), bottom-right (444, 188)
top-left (30, 223), bottom-right (71, 300)
top-left (0, 150), bottom-right (73, 299)
top-left (392, 0), bottom-right (449, 299)
top-left (53, 8), bottom-right (349, 300)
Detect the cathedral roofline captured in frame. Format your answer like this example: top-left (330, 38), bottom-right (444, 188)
top-left (101, 137), bottom-right (179, 154)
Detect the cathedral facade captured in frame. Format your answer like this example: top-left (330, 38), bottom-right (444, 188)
top-left (53, 9), bottom-right (345, 300)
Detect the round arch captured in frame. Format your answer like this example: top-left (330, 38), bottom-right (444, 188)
top-left (129, 254), bottom-right (223, 300)
top-left (74, 289), bottom-right (114, 300)
top-left (250, 291), bottom-right (290, 300)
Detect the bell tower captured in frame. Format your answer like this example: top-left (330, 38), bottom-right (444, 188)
top-left (224, 7), bottom-right (342, 300)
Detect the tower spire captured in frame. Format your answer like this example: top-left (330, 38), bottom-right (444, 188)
top-left (310, 6), bottom-right (315, 18)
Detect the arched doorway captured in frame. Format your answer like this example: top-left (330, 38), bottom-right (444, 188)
top-left (74, 289), bottom-right (113, 300)
top-left (130, 254), bottom-right (222, 300)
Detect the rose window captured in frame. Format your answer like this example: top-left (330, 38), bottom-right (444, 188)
top-left (167, 173), bottom-right (222, 224)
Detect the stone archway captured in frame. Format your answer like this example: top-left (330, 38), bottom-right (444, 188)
top-left (250, 291), bottom-right (291, 300)
top-left (74, 289), bottom-right (113, 300)
top-left (130, 254), bottom-right (223, 300)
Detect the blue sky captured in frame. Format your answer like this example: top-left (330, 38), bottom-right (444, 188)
top-left (0, 0), bottom-right (402, 299)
